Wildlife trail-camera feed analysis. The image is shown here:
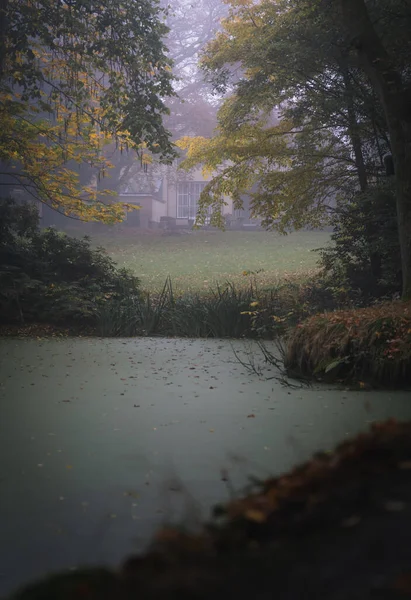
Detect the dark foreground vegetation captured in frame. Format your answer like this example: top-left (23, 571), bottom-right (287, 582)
top-left (0, 199), bottom-right (141, 331)
top-left (9, 419), bottom-right (411, 600)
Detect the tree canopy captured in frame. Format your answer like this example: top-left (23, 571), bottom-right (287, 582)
top-left (0, 0), bottom-right (176, 222)
top-left (177, 0), bottom-right (411, 296)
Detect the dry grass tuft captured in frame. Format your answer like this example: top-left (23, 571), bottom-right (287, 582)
top-left (284, 301), bottom-right (411, 386)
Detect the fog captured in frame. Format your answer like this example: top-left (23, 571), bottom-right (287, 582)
top-left (2, 1), bottom-right (411, 595)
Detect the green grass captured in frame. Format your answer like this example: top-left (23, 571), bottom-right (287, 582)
top-left (89, 230), bottom-right (330, 294)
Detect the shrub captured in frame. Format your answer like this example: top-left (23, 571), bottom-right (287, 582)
top-left (284, 302), bottom-right (411, 387)
top-left (97, 279), bottom-right (256, 338)
top-left (240, 275), bottom-right (339, 339)
top-left (170, 283), bottom-right (256, 338)
top-left (97, 278), bottom-right (174, 337)
top-left (97, 276), bottom-right (342, 340)
top-left (0, 198), bottom-right (141, 327)
top-left (318, 184), bottom-right (401, 301)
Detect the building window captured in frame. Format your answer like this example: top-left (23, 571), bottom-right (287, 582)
top-left (177, 182), bottom-right (207, 219)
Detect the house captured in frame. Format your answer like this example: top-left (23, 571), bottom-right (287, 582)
top-left (119, 174), bottom-right (165, 228)
top-left (4, 163), bottom-right (259, 231)
top-left (118, 166), bottom-right (235, 229)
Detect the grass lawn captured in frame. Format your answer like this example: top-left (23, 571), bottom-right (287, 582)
top-left (89, 229), bottom-right (330, 293)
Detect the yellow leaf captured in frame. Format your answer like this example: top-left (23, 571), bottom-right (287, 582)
top-left (244, 509), bottom-right (266, 523)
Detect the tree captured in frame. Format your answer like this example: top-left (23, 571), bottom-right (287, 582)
top-left (75, 0), bottom-right (227, 206)
top-left (338, 0), bottom-right (411, 298)
top-left (177, 0), bottom-right (385, 228)
top-left (177, 0), bottom-right (411, 297)
top-left (0, 0), bottom-right (176, 222)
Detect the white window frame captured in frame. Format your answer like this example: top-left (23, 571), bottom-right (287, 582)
top-left (177, 181), bottom-right (208, 219)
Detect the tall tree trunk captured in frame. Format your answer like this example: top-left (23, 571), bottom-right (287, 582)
top-left (0, 0), bottom-right (7, 82)
top-left (341, 65), bottom-right (382, 281)
top-left (340, 0), bottom-right (411, 299)
top-left (341, 68), bottom-right (368, 193)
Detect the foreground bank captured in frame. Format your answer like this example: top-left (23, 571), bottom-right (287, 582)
top-left (8, 419), bottom-right (411, 599)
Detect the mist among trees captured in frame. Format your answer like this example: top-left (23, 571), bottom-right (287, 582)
top-left (2, 2), bottom-right (411, 597)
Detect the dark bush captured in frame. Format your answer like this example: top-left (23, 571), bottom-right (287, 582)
top-left (0, 198), bottom-right (141, 326)
top-left (318, 184), bottom-right (401, 301)
top-left (97, 279), bottom-right (254, 338)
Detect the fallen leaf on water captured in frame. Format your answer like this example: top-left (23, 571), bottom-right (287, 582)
top-left (247, 414), bottom-right (256, 418)
top-left (66, 465), bottom-right (73, 470)
top-left (124, 491), bottom-right (139, 498)
top-left (245, 509), bottom-right (266, 523)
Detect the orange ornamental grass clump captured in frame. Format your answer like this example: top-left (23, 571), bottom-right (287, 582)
top-left (284, 301), bottom-right (411, 386)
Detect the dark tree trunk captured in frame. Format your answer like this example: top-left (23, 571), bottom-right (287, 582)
top-left (0, 0), bottom-right (8, 81)
top-left (341, 65), bottom-right (382, 281)
top-left (341, 68), bottom-right (368, 193)
top-left (340, 0), bottom-right (411, 299)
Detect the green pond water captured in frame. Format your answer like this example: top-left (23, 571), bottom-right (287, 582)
top-left (0, 337), bottom-right (410, 595)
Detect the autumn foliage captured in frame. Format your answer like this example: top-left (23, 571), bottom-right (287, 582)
top-left (0, 0), bottom-right (175, 222)
top-left (285, 302), bottom-right (411, 386)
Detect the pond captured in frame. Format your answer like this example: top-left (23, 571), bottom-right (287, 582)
top-left (1, 337), bottom-right (410, 596)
